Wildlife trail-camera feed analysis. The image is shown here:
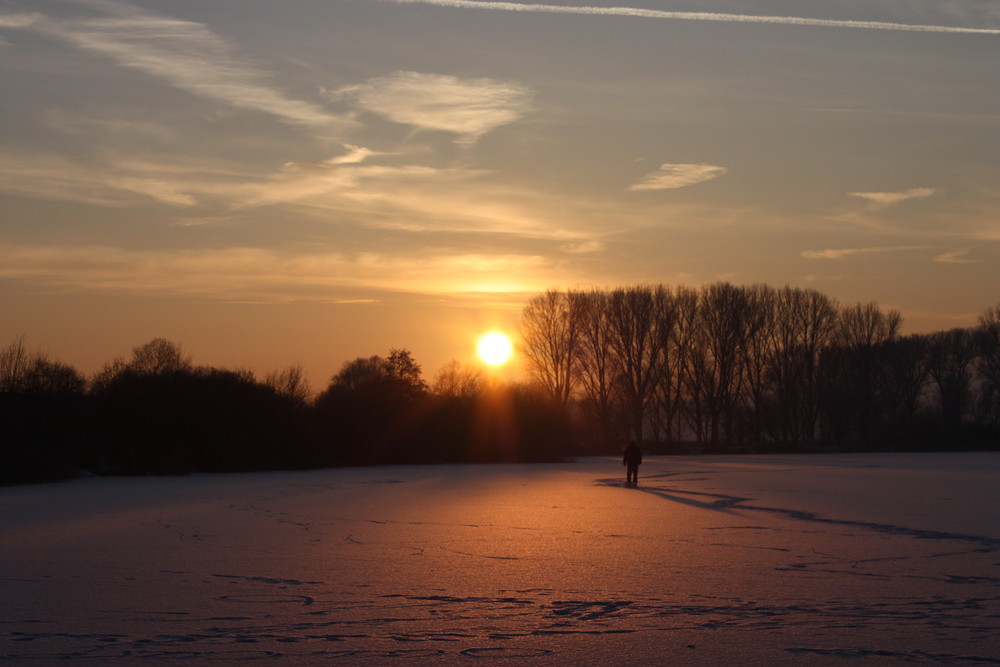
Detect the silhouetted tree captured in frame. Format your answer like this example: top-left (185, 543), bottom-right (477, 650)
top-left (926, 328), bottom-right (978, 433)
top-left (264, 364), bottom-right (311, 406)
top-left (90, 364), bottom-right (307, 474)
top-left (432, 360), bottom-right (483, 399)
top-left (130, 338), bottom-right (192, 375)
top-left (606, 285), bottom-right (673, 442)
top-left (574, 289), bottom-right (621, 451)
top-left (519, 289), bottom-right (583, 407)
top-left (694, 283), bottom-right (764, 447)
top-left (877, 334), bottom-right (933, 448)
top-left (1, 337), bottom-right (86, 396)
top-left (647, 285), bottom-right (683, 446)
top-left (21, 359), bottom-right (87, 395)
top-left (313, 350), bottom-right (430, 465)
top-left (1, 337), bottom-right (88, 483)
top-left (767, 287), bottom-right (839, 445)
top-left (8, 283), bottom-right (1000, 485)
top-left (739, 285), bottom-right (778, 445)
top-left (820, 302), bottom-right (902, 445)
top-left (505, 382), bottom-right (577, 462)
top-left (387, 348), bottom-right (429, 399)
top-left (90, 338), bottom-right (191, 393)
top-left (0, 336), bottom-right (32, 393)
top-left (975, 303), bottom-right (1000, 426)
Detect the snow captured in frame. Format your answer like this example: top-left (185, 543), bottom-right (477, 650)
top-left (2, 453), bottom-right (998, 664)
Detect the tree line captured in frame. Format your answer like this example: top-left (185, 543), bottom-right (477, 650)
top-left (4, 282), bottom-right (998, 484)
top-left (1, 337), bottom-right (573, 484)
top-left (519, 283), bottom-right (1000, 453)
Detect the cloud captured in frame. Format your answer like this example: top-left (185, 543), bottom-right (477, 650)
top-left (849, 188), bottom-right (936, 207)
top-left (171, 216), bottom-right (232, 228)
top-left (111, 177), bottom-right (198, 206)
top-left (239, 159), bottom-right (481, 209)
top-left (801, 245), bottom-right (927, 259)
top-left (232, 154), bottom-right (606, 244)
top-left (333, 71), bottom-right (532, 143)
top-left (0, 152), bottom-right (195, 207)
top-left (628, 164), bottom-right (727, 191)
top-left (0, 149), bottom-right (608, 248)
top-left (387, 0), bottom-right (1000, 34)
top-left (0, 12), bottom-right (44, 29)
top-left (0, 242), bottom-right (561, 301)
top-left (326, 145), bottom-right (380, 165)
top-left (933, 249), bottom-right (978, 264)
top-left (560, 240), bottom-right (604, 254)
top-left (17, 2), bottom-right (343, 130)
top-left (0, 151), bottom-right (250, 207)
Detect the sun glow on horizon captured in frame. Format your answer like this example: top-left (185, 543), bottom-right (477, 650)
top-left (477, 332), bottom-right (513, 366)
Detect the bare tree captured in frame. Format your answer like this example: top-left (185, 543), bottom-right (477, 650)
top-left (264, 364), bottom-right (311, 404)
top-left (834, 302), bottom-right (902, 349)
top-left (91, 357), bottom-right (128, 393)
top-left (1, 336), bottom-right (85, 395)
top-left (879, 334), bottom-right (932, 429)
top-left (676, 286), bottom-right (710, 444)
top-left (0, 336), bottom-right (32, 393)
top-left (926, 328), bottom-right (978, 431)
top-left (21, 359), bottom-right (86, 395)
top-left (89, 338), bottom-right (191, 392)
top-left (328, 356), bottom-right (387, 393)
top-left (605, 285), bottom-right (673, 442)
top-left (738, 285), bottom-right (778, 444)
top-left (768, 287), bottom-right (839, 444)
top-left (432, 360), bottom-right (483, 399)
top-left (976, 303), bottom-right (1000, 423)
top-left (821, 302), bottom-right (903, 443)
top-left (515, 284), bottom-right (998, 451)
top-left (519, 289), bottom-right (583, 407)
top-left (130, 338), bottom-right (192, 375)
top-left (648, 285), bottom-right (685, 445)
top-left (694, 283), bottom-right (767, 446)
top-left (572, 290), bottom-right (622, 448)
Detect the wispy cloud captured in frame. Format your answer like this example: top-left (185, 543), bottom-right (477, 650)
top-left (801, 245), bottom-right (927, 260)
top-left (111, 176), bottom-right (198, 206)
top-left (933, 248), bottom-right (978, 264)
top-left (238, 161), bottom-right (465, 208)
top-left (326, 145), bottom-right (381, 165)
top-left (560, 240), bottom-right (604, 254)
top-left (386, 0), bottom-right (1000, 34)
top-left (331, 71), bottom-right (532, 143)
top-left (0, 12), bottom-right (43, 29)
top-left (849, 188), bottom-right (936, 207)
top-left (629, 164), bottom-right (727, 191)
top-left (0, 242), bottom-right (563, 301)
top-left (11, 2), bottom-right (343, 130)
top-left (171, 216), bottom-right (232, 228)
top-left (0, 151), bottom-right (243, 207)
top-left (0, 148), bottom-right (609, 248)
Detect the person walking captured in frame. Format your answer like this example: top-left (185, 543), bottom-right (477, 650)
top-left (623, 441), bottom-right (642, 487)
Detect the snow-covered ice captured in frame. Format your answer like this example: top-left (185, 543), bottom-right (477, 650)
top-left (2, 453), bottom-right (998, 664)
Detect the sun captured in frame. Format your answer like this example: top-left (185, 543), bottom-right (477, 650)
top-left (477, 332), bottom-right (513, 366)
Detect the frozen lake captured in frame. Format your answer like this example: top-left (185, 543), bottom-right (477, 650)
top-left (2, 453), bottom-right (999, 664)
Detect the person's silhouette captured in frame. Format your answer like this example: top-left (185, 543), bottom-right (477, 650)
top-left (623, 441), bottom-right (642, 487)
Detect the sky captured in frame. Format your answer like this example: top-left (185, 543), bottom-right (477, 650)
top-left (1, 0), bottom-right (998, 389)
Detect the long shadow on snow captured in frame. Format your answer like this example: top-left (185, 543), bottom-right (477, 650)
top-left (594, 478), bottom-right (741, 514)
top-left (596, 478), bottom-right (1000, 547)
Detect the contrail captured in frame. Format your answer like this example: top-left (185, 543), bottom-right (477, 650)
top-left (387, 0), bottom-right (1000, 35)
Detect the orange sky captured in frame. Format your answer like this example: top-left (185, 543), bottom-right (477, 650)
top-left (1, 0), bottom-right (997, 389)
